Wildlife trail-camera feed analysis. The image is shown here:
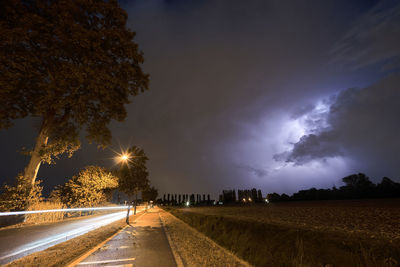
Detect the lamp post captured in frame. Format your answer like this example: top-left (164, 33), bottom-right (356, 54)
top-left (116, 153), bottom-right (131, 224)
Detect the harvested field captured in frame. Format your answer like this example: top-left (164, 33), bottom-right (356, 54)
top-left (165, 199), bottom-right (400, 267)
top-left (182, 199), bottom-right (400, 241)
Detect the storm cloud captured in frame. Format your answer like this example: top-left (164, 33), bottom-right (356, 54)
top-left (277, 73), bottom-right (400, 180)
top-left (276, 0), bottom-right (400, 182)
top-left (332, 0), bottom-right (400, 70)
top-left (1, 0), bottom-right (399, 197)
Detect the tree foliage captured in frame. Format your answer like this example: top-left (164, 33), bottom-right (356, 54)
top-left (142, 186), bottom-right (158, 202)
top-left (52, 166), bottom-right (118, 207)
top-left (117, 146), bottom-right (149, 198)
top-left (0, 0), bottom-right (149, 186)
top-left (0, 175), bottom-right (43, 211)
top-left (267, 174), bottom-right (400, 202)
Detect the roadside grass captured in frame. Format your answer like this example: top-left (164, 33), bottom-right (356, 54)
top-left (5, 211), bottom-right (144, 267)
top-left (160, 209), bottom-right (251, 266)
top-left (165, 207), bottom-right (400, 267)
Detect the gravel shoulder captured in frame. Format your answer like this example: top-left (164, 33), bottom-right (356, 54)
top-left (160, 209), bottom-right (251, 267)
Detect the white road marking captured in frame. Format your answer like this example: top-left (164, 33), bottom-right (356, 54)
top-left (77, 258), bottom-right (136, 265)
top-left (67, 211), bottom-right (149, 267)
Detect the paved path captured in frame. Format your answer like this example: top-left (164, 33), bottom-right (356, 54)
top-left (0, 207), bottom-right (145, 265)
top-left (75, 208), bottom-right (176, 267)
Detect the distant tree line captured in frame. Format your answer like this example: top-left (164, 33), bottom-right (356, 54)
top-left (267, 173), bottom-right (400, 202)
top-left (159, 193), bottom-right (213, 206)
top-left (220, 188), bottom-right (264, 203)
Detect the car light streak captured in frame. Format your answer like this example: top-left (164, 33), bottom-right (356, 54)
top-left (0, 205), bottom-right (131, 216)
top-left (0, 207), bottom-right (145, 264)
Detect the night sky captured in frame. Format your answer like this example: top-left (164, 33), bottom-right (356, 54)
top-left (1, 0), bottom-right (400, 198)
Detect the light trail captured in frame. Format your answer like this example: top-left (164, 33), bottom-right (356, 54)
top-left (0, 207), bottom-right (146, 264)
top-left (0, 205), bottom-right (131, 216)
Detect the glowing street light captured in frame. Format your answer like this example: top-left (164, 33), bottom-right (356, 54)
top-left (116, 153), bottom-right (130, 164)
top-left (121, 154), bottom-right (129, 161)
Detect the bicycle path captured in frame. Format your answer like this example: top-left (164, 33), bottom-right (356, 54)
top-left (73, 208), bottom-right (177, 267)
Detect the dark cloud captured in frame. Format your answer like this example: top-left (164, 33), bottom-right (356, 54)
top-left (274, 0), bottom-right (400, 183)
top-left (332, 0), bottom-right (400, 70)
top-left (277, 73), bottom-right (400, 180)
top-left (116, 0), bottom-right (382, 195)
top-left (1, 0), bottom-right (396, 197)
top-left (237, 165), bottom-right (268, 178)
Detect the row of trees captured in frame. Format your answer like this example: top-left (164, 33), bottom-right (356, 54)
top-left (160, 193), bottom-right (212, 205)
top-left (220, 188), bottom-right (264, 203)
top-left (267, 173), bottom-right (400, 202)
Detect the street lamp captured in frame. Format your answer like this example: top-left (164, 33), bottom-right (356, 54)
top-left (115, 152), bottom-right (131, 223)
top-left (116, 153), bottom-right (130, 164)
top-left (121, 154), bottom-right (129, 161)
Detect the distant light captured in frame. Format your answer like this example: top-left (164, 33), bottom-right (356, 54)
top-left (265, 199), bottom-right (269, 203)
top-left (186, 201), bottom-right (190, 207)
top-left (242, 198), bottom-right (246, 202)
top-left (248, 197), bottom-right (252, 202)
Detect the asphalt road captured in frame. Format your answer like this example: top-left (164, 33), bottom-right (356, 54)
top-left (0, 207), bottom-right (145, 265)
top-left (74, 208), bottom-right (177, 267)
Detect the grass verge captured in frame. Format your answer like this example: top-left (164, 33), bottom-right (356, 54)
top-left (165, 208), bottom-right (400, 267)
top-left (5, 211), bottom-right (144, 267)
top-left (159, 209), bottom-right (250, 267)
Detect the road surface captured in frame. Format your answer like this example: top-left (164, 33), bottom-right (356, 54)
top-left (0, 207), bottom-right (145, 265)
top-left (73, 208), bottom-right (176, 267)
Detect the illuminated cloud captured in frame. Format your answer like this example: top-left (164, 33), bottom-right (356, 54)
top-left (1, 0), bottom-right (398, 196)
top-left (276, 73), bottom-right (400, 180)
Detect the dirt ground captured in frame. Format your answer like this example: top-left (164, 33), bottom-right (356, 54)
top-left (181, 198), bottom-right (400, 242)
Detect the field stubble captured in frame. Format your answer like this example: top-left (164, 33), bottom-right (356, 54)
top-left (167, 199), bottom-right (400, 267)
top-left (184, 199), bottom-right (400, 241)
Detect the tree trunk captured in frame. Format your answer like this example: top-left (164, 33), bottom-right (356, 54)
top-left (22, 125), bottom-right (48, 189)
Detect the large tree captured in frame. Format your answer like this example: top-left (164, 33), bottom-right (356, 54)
top-left (0, 0), bottom-right (149, 190)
